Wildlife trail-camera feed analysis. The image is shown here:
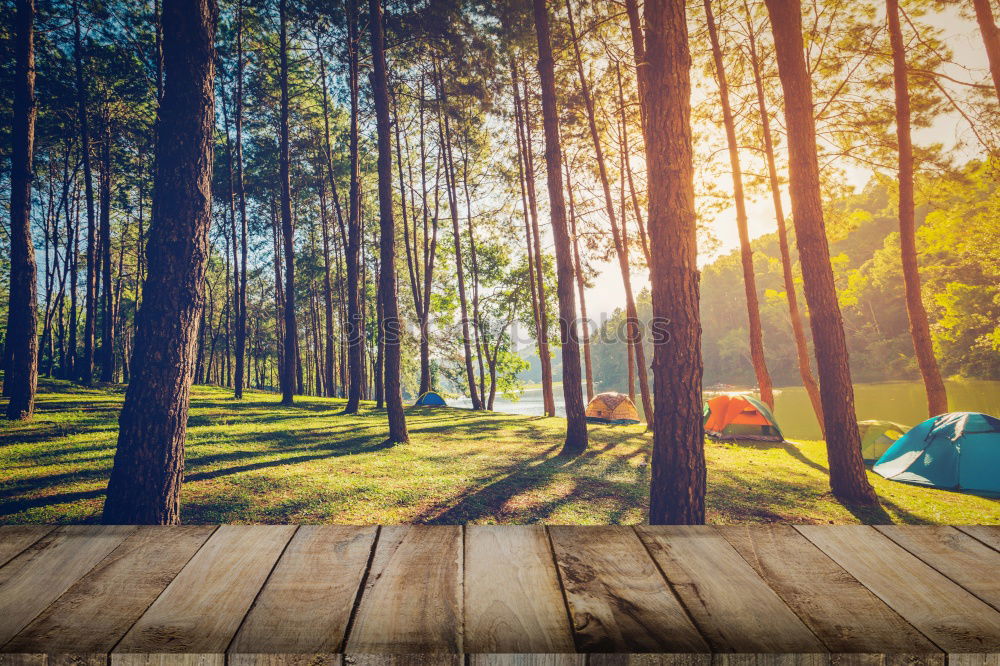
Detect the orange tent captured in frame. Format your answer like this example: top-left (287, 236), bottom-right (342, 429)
top-left (703, 394), bottom-right (783, 442)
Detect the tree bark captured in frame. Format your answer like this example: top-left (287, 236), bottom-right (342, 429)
top-left (98, 118), bottom-right (114, 383)
top-left (703, 0), bottom-right (774, 409)
top-left (278, 0), bottom-right (296, 406)
top-left (345, 0), bottom-right (364, 413)
top-left (765, 0), bottom-right (878, 505)
top-left (887, 0), bottom-right (949, 418)
top-left (565, 159), bottom-right (593, 403)
top-left (972, 0), bottom-right (1000, 100)
top-left (532, 0), bottom-right (588, 455)
top-left (232, 0), bottom-right (248, 399)
top-left (645, 0), bottom-right (705, 525)
top-left (742, 0), bottom-right (823, 432)
top-left (5, 0), bottom-right (38, 420)
top-left (368, 0), bottom-right (409, 442)
top-left (72, 0), bottom-right (98, 385)
top-left (102, 0), bottom-right (217, 524)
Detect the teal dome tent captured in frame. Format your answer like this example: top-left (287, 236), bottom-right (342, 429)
top-left (873, 412), bottom-right (1000, 495)
top-left (414, 390), bottom-right (447, 407)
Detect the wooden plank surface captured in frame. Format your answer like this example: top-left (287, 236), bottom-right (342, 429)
top-left (0, 525), bottom-right (135, 646)
top-left (877, 525), bottom-right (1000, 612)
top-left (3, 526), bottom-right (215, 656)
top-left (636, 526), bottom-right (823, 654)
top-left (345, 525), bottom-right (463, 653)
top-left (229, 526), bottom-right (377, 654)
top-left (464, 526), bottom-right (575, 653)
top-left (957, 526), bottom-right (1000, 552)
top-left (0, 527), bottom-right (53, 568)
top-left (720, 525), bottom-right (939, 655)
top-left (798, 525), bottom-right (1000, 653)
top-left (548, 526), bottom-right (708, 653)
top-left (113, 525), bottom-right (296, 655)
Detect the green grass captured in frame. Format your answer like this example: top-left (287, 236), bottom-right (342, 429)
top-left (1, 379), bottom-right (997, 525)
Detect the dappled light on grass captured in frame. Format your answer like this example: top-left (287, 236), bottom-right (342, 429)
top-left (1, 379), bottom-right (997, 525)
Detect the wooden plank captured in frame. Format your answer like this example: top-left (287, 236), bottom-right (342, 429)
top-left (3, 526), bottom-right (215, 656)
top-left (957, 526), bottom-right (1000, 553)
top-left (636, 526), bottom-right (824, 654)
top-left (0, 527), bottom-right (53, 569)
top-left (0, 525), bottom-right (135, 646)
top-left (720, 525), bottom-right (939, 655)
top-left (344, 656), bottom-right (460, 666)
top-left (345, 525), bottom-right (462, 653)
top-left (588, 657), bottom-right (709, 666)
top-left (877, 526), bottom-right (1000, 612)
top-left (229, 526), bottom-right (377, 654)
top-left (547, 526), bottom-right (708, 653)
top-left (110, 655), bottom-right (222, 666)
top-left (114, 525), bottom-right (296, 655)
top-left (464, 526), bottom-right (575, 653)
top-left (797, 525), bottom-right (1000, 653)
top-left (468, 656), bottom-right (585, 666)
top-left (229, 655), bottom-right (342, 666)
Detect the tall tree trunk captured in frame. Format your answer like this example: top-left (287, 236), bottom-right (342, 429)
top-left (102, 0), bottom-right (217, 524)
top-left (645, 0), bottom-right (705, 525)
top-left (703, 0), bottom-right (774, 409)
top-left (6, 0), bottom-right (37, 420)
top-left (616, 65), bottom-right (651, 267)
top-left (532, 0), bottom-right (588, 455)
top-left (887, 0), bottom-right (949, 417)
top-left (743, 0), bottom-right (824, 432)
top-left (624, 0), bottom-right (648, 137)
top-left (317, 34), bottom-right (341, 399)
top-left (972, 0), bottom-right (1000, 100)
top-left (565, 159), bottom-right (593, 403)
top-left (232, 0), bottom-right (248, 399)
top-left (278, 0), bottom-right (296, 406)
top-left (345, 0), bottom-right (364, 413)
top-left (765, 0), bottom-right (878, 505)
top-left (564, 0), bottom-right (652, 424)
top-left (513, 61), bottom-right (556, 417)
top-left (72, 0), bottom-right (98, 385)
top-left (98, 118), bottom-right (114, 383)
top-left (436, 62), bottom-right (481, 410)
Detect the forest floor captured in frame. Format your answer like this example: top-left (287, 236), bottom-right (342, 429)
top-left (1, 379), bottom-right (996, 525)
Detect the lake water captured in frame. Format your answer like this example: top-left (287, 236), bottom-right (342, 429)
top-left (451, 379), bottom-right (1000, 441)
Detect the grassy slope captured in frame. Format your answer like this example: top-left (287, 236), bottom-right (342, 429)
top-left (1, 379), bottom-right (996, 524)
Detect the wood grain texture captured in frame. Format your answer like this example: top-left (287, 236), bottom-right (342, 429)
top-left (464, 526), bottom-right (575, 653)
top-left (0, 525), bottom-right (135, 646)
top-left (877, 526), bottom-right (1000, 611)
top-left (343, 656), bottom-right (461, 666)
top-left (0, 527), bottom-right (52, 568)
top-left (719, 525), bottom-right (938, 654)
top-left (468, 656), bottom-right (585, 666)
top-left (636, 526), bottom-right (823, 654)
top-left (110, 654), bottom-right (223, 666)
top-left (3, 526), bottom-right (215, 656)
top-left (345, 526), bottom-right (462, 653)
top-left (797, 525), bottom-right (1000, 652)
top-left (229, 526), bottom-right (377, 654)
top-left (548, 526), bottom-right (708, 653)
top-left (229, 654), bottom-right (342, 666)
top-left (114, 525), bottom-right (296, 655)
top-left (956, 526), bottom-right (1000, 553)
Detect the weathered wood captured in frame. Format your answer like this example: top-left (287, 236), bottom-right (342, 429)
top-left (636, 526), bottom-right (823, 653)
top-left (114, 525), bottom-right (295, 655)
top-left (0, 525), bottom-right (134, 645)
top-left (464, 526), bottom-right (574, 653)
top-left (957, 526), bottom-right (1000, 553)
top-left (719, 525), bottom-right (938, 655)
top-left (345, 526), bottom-right (462, 653)
top-left (110, 655), bottom-right (222, 666)
top-left (589, 658), bottom-right (709, 666)
top-left (0, 527), bottom-right (52, 568)
top-left (548, 526), bottom-right (708, 653)
top-left (344, 656), bottom-right (460, 666)
top-left (229, 526), bottom-right (377, 654)
top-left (877, 526), bottom-right (1000, 611)
top-left (4, 526), bottom-right (214, 656)
top-left (797, 525), bottom-right (1000, 652)
top-left (229, 655), bottom-right (342, 666)
top-left (468, 657), bottom-right (585, 666)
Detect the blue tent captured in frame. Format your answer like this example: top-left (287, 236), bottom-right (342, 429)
top-left (414, 390), bottom-right (447, 407)
top-left (873, 412), bottom-right (1000, 495)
